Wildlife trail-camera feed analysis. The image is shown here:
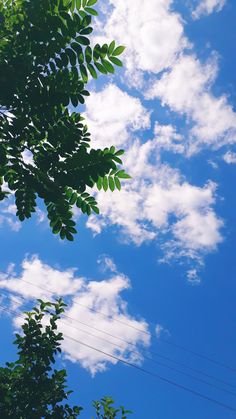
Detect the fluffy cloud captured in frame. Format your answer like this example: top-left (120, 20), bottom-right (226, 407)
top-left (192, 0), bottom-right (226, 19)
top-left (0, 256), bottom-right (84, 299)
top-left (223, 151), bottom-right (236, 164)
top-left (0, 256), bottom-right (150, 375)
top-left (98, 1), bottom-right (235, 154)
top-left (154, 123), bottom-right (184, 154)
top-left (147, 55), bottom-right (236, 153)
top-left (85, 84), bottom-right (150, 149)
top-left (97, 0), bottom-right (189, 84)
top-left (84, 85), bottom-right (223, 272)
top-left (87, 142), bottom-right (223, 265)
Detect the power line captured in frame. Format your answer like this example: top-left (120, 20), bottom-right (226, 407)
top-left (0, 303), bottom-right (236, 415)
top-left (5, 274), bottom-right (235, 373)
top-left (0, 279), bottom-right (236, 391)
top-left (1, 273), bottom-right (234, 374)
top-left (1, 291), bottom-right (236, 397)
top-left (64, 334), bottom-right (236, 414)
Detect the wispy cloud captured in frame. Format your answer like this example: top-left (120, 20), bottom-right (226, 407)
top-left (192, 0), bottom-right (227, 19)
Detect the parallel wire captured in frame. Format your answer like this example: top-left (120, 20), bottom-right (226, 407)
top-left (1, 303), bottom-right (236, 414)
top-left (6, 275), bottom-right (235, 373)
top-left (1, 291), bottom-right (236, 396)
top-left (1, 277), bottom-right (236, 389)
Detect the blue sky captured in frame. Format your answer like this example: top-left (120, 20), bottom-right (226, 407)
top-left (1, 0), bottom-right (236, 417)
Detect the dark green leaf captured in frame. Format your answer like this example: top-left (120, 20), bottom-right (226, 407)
top-left (84, 7), bottom-right (98, 15)
top-left (94, 62), bottom-right (107, 74)
top-left (101, 59), bottom-right (114, 73)
top-left (103, 176), bottom-right (108, 191)
top-left (87, 63), bottom-right (97, 78)
top-left (108, 40), bottom-right (115, 55)
top-left (114, 176), bottom-right (121, 190)
top-left (87, 0), bottom-right (97, 5)
top-left (112, 45), bottom-right (126, 56)
top-left (108, 176), bottom-right (115, 191)
top-left (109, 56), bottom-right (123, 67)
top-left (76, 35), bottom-right (90, 46)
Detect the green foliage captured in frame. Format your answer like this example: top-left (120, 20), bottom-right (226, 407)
top-left (0, 0), bottom-right (129, 240)
top-left (0, 299), bottom-right (132, 418)
top-left (93, 397), bottom-right (132, 419)
top-left (0, 299), bottom-right (83, 417)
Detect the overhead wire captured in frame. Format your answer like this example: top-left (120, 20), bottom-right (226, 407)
top-left (0, 274), bottom-right (236, 390)
top-left (0, 302), bottom-right (236, 414)
top-left (1, 274), bottom-right (234, 372)
top-left (1, 290), bottom-right (236, 397)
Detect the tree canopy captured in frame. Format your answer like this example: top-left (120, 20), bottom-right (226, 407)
top-left (0, 299), bottom-right (132, 418)
top-left (0, 0), bottom-right (129, 241)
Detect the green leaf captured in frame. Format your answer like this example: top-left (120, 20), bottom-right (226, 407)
top-left (108, 176), bottom-right (115, 191)
top-left (97, 177), bottom-right (102, 190)
top-left (108, 40), bottom-right (115, 55)
top-left (69, 192), bottom-right (77, 205)
top-left (71, 42), bottom-right (83, 56)
top-left (87, 0), bottom-right (97, 5)
top-left (84, 7), bottom-right (98, 15)
top-left (65, 231), bottom-right (74, 241)
top-left (101, 59), bottom-right (114, 74)
top-left (60, 228), bottom-right (66, 240)
top-left (115, 149), bottom-right (125, 156)
top-left (76, 197), bottom-right (82, 208)
top-left (52, 221), bottom-right (62, 234)
top-left (87, 63), bottom-right (97, 78)
top-left (112, 45), bottom-right (126, 56)
top-left (103, 176), bottom-right (108, 191)
top-left (109, 56), bottom-right (123, 67)
top-left (65, 48), bottom-right (77, 66)
top-left (94, 62), bottom-right (107, 74)
top-left (71, 95), bottom-right (78, 107)
top-left (86, 204), bottom-right (91, 215)
top-left (76, 35), bottom-right (90, 46)
top-left (80, 64), bottom-right (88, 82)
top-left (80, 26), bottom-right (93, 35)
top-left (116, 170), bottom-right (131, 179)
top-left (91, 205), bottom-right (99, 214)
top-left (114, 176), bottom-right (121, 190)
top-left (85, 46), bottom-right (92, 63)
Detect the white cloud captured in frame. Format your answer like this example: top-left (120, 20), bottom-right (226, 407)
top-left (98, 0), bottom-right (189, 85)
top-left (147, 55), bottom-right (236, 153)
top-left (0, 256), bottom-right (150, 375)
top-left (172, 209), bottom-right (223, 251)
top-left (85, 84), bottom-right (150, 149)
top-left (223, 151), bottom-right (236, 164)
top-left (99, 1), bottom-right (235, 154)
top-left (0, 256), bottom-right (84, 299)
top-left (192, 0), bottom-right (226, 19)
top-left (60, 276), bottom-right (149, 374)
top-left (0, 207), bottom-right (21, 232)
top-left (87, 136), bottom-right (223, 265)
top-left (154, 123), bottom-right (184, 154)
top-left (155, 324), bottom-right (164, 338)
top-left (83, 84), bottom-right (224, 270)
top-left (186, 269), bottom-right (201, 285)
top-left (97, 254), bottom-right (118, 273)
